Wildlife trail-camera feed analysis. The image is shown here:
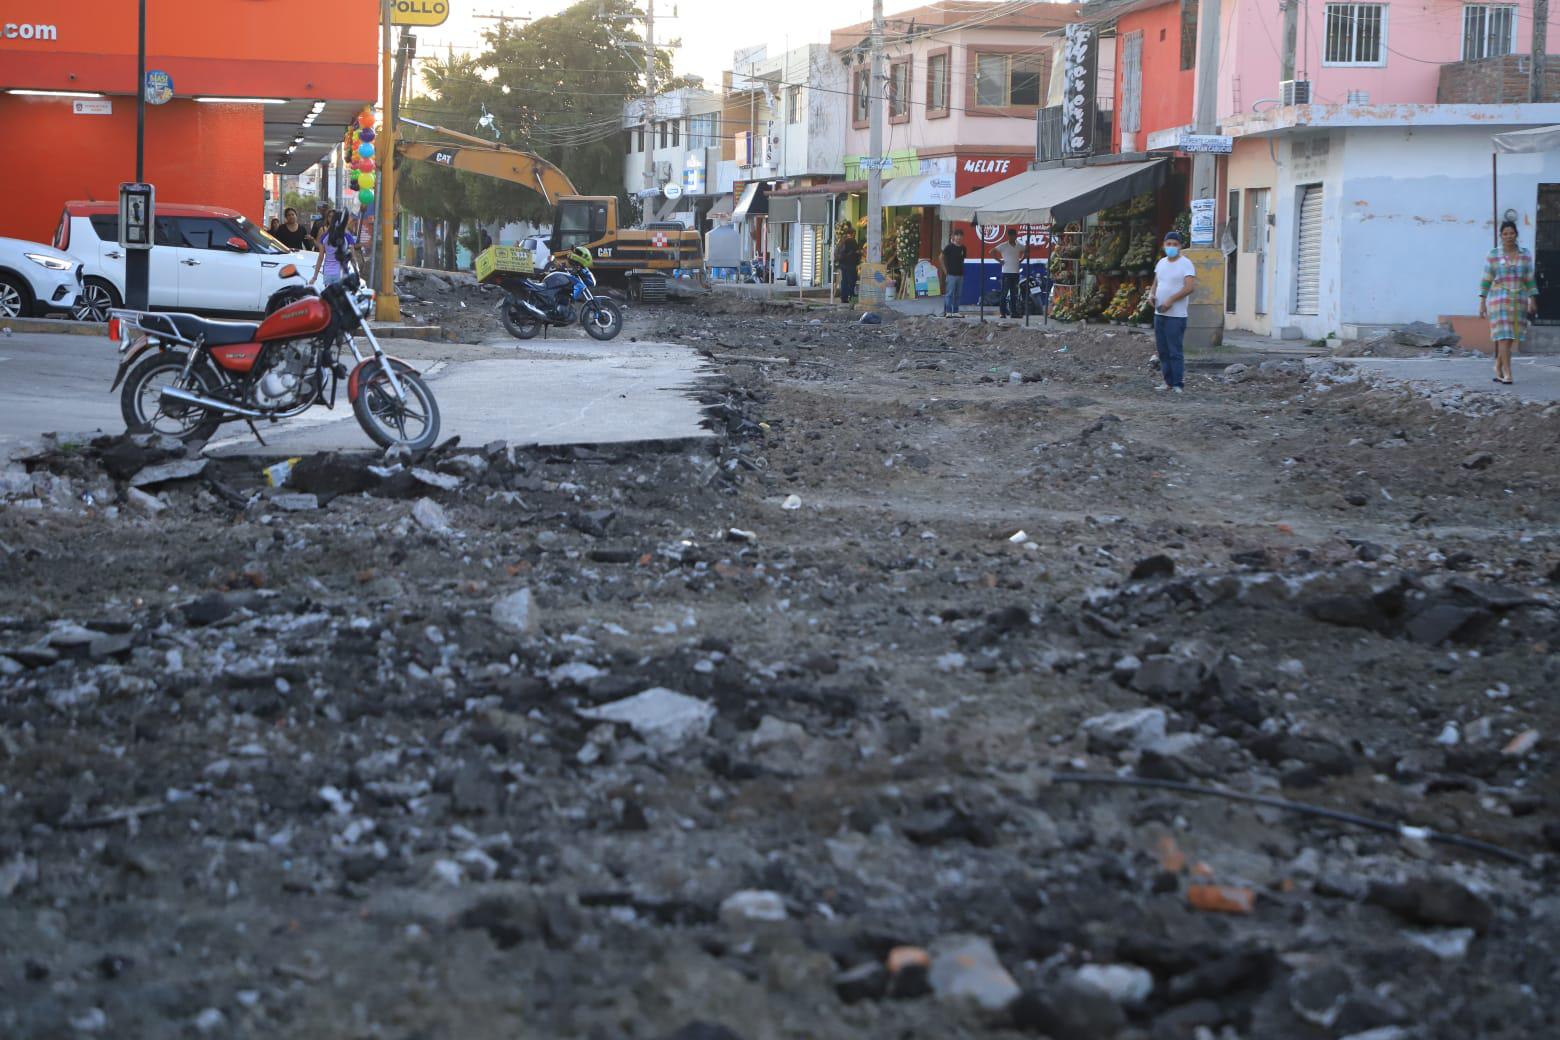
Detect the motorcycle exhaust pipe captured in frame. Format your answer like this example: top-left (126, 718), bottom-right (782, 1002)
top-left (160, 386), bottom-right (265, 418)
top-left (517, 299), bottom-right (550, 319)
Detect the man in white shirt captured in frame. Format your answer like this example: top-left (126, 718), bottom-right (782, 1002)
top-left (1151, 231), bottom-right (1198, 392)
top-left (995, 228), bottom-right (1023, 317)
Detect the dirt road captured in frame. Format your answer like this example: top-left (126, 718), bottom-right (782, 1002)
top-left (2, 299), bottom-right (1557, 1039)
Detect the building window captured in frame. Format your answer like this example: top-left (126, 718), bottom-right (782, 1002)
top-left (786, 87), bottom-right (801, 124)
top-left (626, 131), bottom-right (634, 156)
top-left (688, 112), bottom-right (719, 149)
top-left (974, 51), bottom-right (1046, 108)
top-left (926, 50), bottom-right (950, 114)
top-left (637, 126), bottom-right (646, 152)
top-left (1324, 3), bottom-right (1387, 65)
top-left (888, 59), bottom-right (910, 120)
top-left (670, 118), bottom-right (680, 147)
top-left (1462, 5), bottom-right (1516, 60)
top-left (658, 121), bottom-right (668, 148)
top-left (853, 66), bottom-right (870, 126)
top-left (1180, 0), bottom-right (1198, 70)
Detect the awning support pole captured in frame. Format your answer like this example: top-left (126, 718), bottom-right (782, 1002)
top-left (978, 221), bottom-right (985, 322)
top-left (1492, 151), bottom-right (1499, 247)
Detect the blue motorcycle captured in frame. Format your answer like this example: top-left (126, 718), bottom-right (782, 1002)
top-left (497, 246), bottom-right (624, 342)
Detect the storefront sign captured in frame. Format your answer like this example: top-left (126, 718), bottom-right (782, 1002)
top-left (144, 69), bottom-right (174, 106)
top-left (962, 158), bottom-right (1013, 176)
top-left (73, 98), bottom-right (111, 115)
top-left (1180, 133), bottom-right (1232, 154)
top-left (663, 182), bottom-right (683, 200)
top-left (1062, 23), bottom-right (1097, 157)
top-left (1190, 198), bottom-right (1216, 245)
top-left (390, 0), bottom-right (451, 27)
top-left (859, 157), bottom-right (894, 171)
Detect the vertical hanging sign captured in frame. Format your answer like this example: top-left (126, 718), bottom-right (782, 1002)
top-left (1062, 23), bottom-right (1097, 158)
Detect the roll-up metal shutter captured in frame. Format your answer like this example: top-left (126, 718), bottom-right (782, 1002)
top-left (768, 197), bottom-right (801, 223)
top-left (799, 195), bottom-right (831, 225)
top-left (1294, 184), bottom-right (1323, 315)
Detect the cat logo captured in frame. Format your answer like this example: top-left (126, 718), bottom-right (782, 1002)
top-left (433, 149), bottom-right (457, 166)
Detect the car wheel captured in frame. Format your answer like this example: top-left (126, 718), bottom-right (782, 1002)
top-left (0, 273), bottom-right (31, 319)
top-left (72, 278), bottom-right (120, 323)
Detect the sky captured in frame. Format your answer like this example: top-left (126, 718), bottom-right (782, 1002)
top-left (411, 0), bottom-right (876, 88)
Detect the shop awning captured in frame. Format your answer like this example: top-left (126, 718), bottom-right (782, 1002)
top-left (941, 159), bottom-right (1167, 225)
top-left (708, 193), bottom-right (736, 219)
top-left (767, 195), bottom-right (836, 224)
top-left (1493, 125), bottom-right (1560, 153)
top-left (731, 182), bottom-right (770, 221)
top-left (881, 172), bottom-right (956, 208)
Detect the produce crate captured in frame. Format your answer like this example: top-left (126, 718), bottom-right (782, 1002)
top-left (474, 245), bottom-right (534, 284)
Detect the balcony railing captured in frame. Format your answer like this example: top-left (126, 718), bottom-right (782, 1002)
top-left (1438, 54), bottom-right (1560, 103)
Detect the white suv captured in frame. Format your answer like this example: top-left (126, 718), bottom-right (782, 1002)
top-left (53, 201), bottom-right (315, 321)
top-left (0, 237), bottom-right (81, 319)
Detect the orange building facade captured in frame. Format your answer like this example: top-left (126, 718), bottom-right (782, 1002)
top-left (0, 0), bottom-right (378, 244)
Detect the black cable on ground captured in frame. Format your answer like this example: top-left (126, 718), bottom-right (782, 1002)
top-left (1051, 771), bottom-right (1530, 866)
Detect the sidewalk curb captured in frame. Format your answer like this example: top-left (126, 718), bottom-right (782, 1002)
top-left (2, 317), bottom-right (104, 337)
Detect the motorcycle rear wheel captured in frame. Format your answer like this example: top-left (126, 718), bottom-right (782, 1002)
top-left (120, 353), bottom-right (224, 444)
top-left (581, 299), bottom-right (624, 341)
top-left (352, 365), bottom-right (441, 452)
top-left (501, 299), bottom-right (542, 340)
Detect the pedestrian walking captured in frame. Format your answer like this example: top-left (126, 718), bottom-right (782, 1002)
top-left (309, 212), bottom-right (357, 287)
top-left (310, 204), bottom-right (332, 250)
top-left (835, 228), bottom-right (861, 304)
top-left (996, 229), bottom-right (1023, 317)
top-left (271, 207), bottom-right (310, 250)
top-left (1479, 219), bottom-right (1538, 385)
top-left (939, 228), bottom-right (967, 316)
top-left (1151, 231), bottom-right (1198, 393)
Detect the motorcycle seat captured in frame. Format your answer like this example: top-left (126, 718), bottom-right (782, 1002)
top-left (141, 312), bottom-right (260, 347)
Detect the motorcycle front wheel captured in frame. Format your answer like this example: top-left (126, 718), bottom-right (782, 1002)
top-left (581, 298), bottom-right (624, 341)
top-left (501, 298), bottom-right (542, 340)
top-left (120, 353), bottom-right (224, 443)
top-left (352, 365), bottom-right (441, 452)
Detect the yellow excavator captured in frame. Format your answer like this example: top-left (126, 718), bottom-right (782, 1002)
top-left (397, 119), bottom-right (704, 301)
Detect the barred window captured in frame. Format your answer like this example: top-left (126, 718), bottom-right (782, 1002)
top-left (1462, 5), bottom-right (1516, 60)
top-left (1324, 3), bottom-right (1387, 66)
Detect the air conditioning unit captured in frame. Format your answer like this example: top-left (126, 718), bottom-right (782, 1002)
top-left (1281, 80), bottom-right (1312, 106)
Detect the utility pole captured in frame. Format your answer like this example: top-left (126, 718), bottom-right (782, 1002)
top-left (1280, 0), bottom-right (1298, 84)
top-left (126, 0), bottom-right (149, 310)
top-left (643, 0), bottom-right (658, 196)
top-left (1532, 0), bottom-right (1549, 102)
top-left (376, 0), bottom-right (401, 321)
top-left (1186, 0), bottom-right (1222, 347)
top-left (863, 0), bottom-right (885, 305)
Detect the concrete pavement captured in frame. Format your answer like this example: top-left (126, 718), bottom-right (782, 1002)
top-left (1326, 353), bottom-right (1560, 404)
top-left (0, 330), bottom-right (712, 459)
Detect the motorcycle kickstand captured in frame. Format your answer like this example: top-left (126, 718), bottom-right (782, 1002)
top-left (245, 419), bottom-right (268, 447)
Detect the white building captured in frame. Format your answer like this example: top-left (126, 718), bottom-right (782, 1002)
top-left (1223, 103), bottom-right (1560, 344)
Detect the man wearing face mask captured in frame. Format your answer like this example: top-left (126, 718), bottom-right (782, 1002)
top-left (1151, 231), bottom-right (1198, 393)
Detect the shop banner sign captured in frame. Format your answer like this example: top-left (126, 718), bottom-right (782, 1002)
top-left (1190, 198), bottom-right (1216, 245)
top-left (683, 154), bottom-right (706, 195)
top-left (1062, 23), bottom-right (1097, 157)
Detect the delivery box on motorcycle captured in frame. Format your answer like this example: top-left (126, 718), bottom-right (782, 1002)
top-left (474, 245), bottom-right (534, 284)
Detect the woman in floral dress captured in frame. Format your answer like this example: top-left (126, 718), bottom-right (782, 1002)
top-left (1478, 220), bottom-right (1538, 385)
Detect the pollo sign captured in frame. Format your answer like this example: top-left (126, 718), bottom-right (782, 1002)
top-left (390, 0), bottom-right (450, 27)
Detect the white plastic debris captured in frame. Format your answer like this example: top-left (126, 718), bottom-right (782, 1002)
top-left (577, 687), bottom-right (715, 751)
top-left (781, 494), bottom-right (802, 511)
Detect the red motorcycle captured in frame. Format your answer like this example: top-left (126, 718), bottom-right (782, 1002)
top-left (109, 258), bottom-right (439, 451)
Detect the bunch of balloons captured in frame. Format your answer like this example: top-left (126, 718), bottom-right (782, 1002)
top-left (345, 108), bottom-right (377, 208)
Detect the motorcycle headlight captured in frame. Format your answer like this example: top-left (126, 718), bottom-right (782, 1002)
top-left (25, 252), bottom-right (73, 272)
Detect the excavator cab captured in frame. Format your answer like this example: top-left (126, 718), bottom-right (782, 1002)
top-left (552, 198), bottom-right (613, 254)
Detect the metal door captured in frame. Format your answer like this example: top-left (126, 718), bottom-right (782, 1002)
top-left (1534, 184), bottom-right (1560, 323)
top-left (1225, 189), bottom-right (1239, 313)
top-left (1294, 184), bottom-right (1324, 315)
top-left (1247, 188), bottom-right (1270, 315)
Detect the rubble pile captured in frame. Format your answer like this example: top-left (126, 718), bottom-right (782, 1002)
top-left (2, 300), bottom-right (1558, 1039)
top-left (394, 266), bottom-right (505, 341)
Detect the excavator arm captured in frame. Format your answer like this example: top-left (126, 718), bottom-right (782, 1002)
top-left (395, 119), bottom-right (578, 205)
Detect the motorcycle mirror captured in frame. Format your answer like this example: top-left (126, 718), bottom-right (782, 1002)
top-left (279, 264), bottom-right (299, 279)
top-left (227, 236), bottom-right (251, 252)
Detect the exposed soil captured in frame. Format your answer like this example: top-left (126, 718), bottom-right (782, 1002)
top-left (2, 297), bottom-right (1558, 1040)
